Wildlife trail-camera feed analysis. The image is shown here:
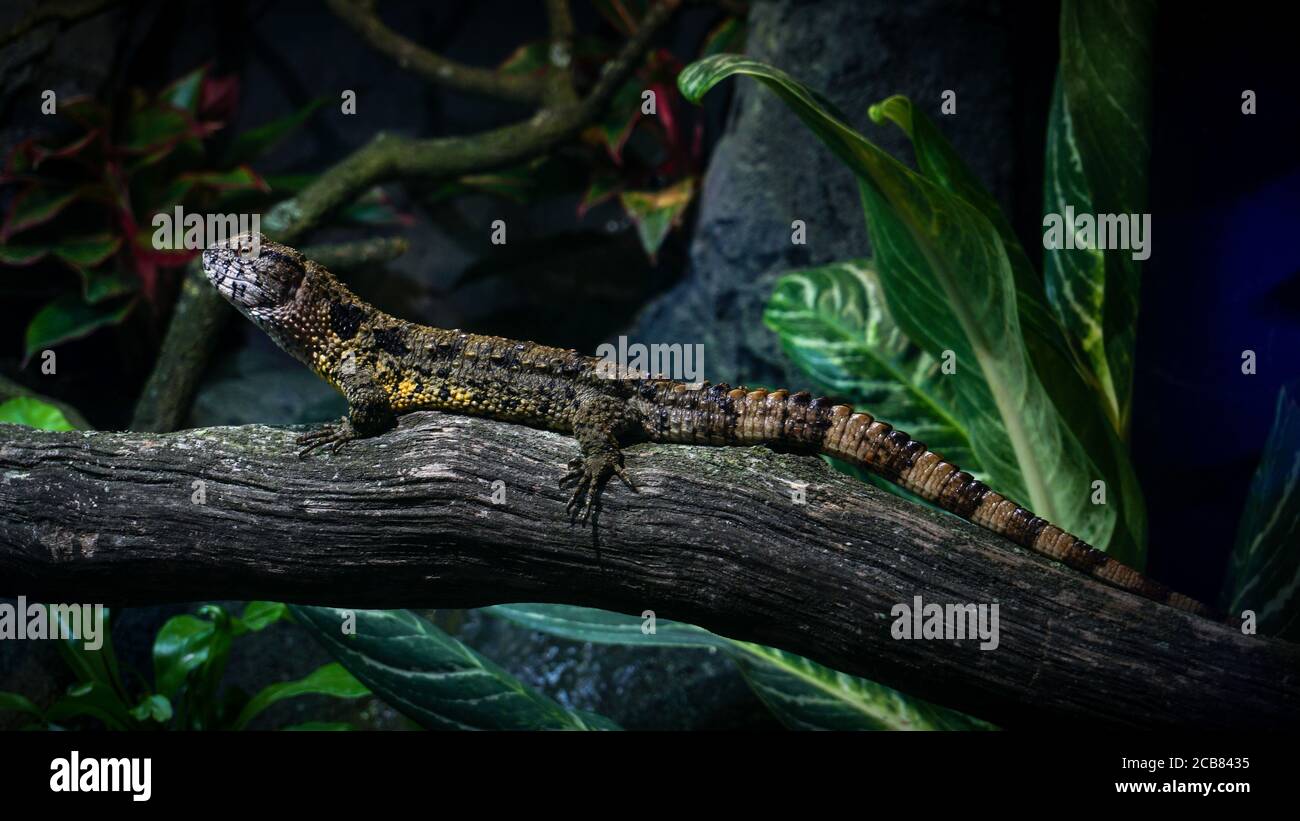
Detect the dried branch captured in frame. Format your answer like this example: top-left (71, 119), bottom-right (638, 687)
top-left (1, 413), bottom-right (1295, 729)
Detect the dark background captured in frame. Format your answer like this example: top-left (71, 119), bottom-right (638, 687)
top-left (1, 0), bottom-right (1297, 728)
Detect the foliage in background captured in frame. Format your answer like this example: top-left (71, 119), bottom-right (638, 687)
top-left (0, 395), bottom-right (76, 431)
top-left (1222, 383), bottom-right (1300, 638)
top-left (0, 603), bottom-right (368, 731)
top-left (290, 606), bottom-right (620, 730)
top-left (680, 55), bottom-right (1147, 568)
top-left (288, 604), bottom-right (990, 730)
top-left (427, 2), bottom-right (745, 260)
top-left (0, 65), bottom-right (323, 360)
top-left (486, 604), bottom-right (994, 730)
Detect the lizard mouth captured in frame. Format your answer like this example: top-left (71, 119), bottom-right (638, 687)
top-left (202, 233), bottom-right (307, 312)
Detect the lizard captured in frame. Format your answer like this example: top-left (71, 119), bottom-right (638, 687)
top-left (201, 233), bottom-right (1218, 620)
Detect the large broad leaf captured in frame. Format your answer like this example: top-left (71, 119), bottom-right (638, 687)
top-left (486, 604), bottom-right (992, 731)
top-left (765, 259), bottom-right (979, 474)
top-left (232, 662), bottom-right (369, 730)
top-left (1043, 0), bottom-right (1155, 438)
top-left (680, 56), bottom-right (1130, 561)
top-left (0, 397), bottom-right (77, 431)
top-left (289, 606), bottom-right (619, 730)
top-left (731, 643), bottom-right (993, 731)
top-left (865, 95), bottom-right (1146, 560)
top-left (1222, 383), bottom-right (1300, 639)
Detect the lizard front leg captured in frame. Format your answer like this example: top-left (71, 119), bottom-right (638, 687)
top-left (561, 395), bottom-right (638, 522)
top-left (297, 369), bottom-right (396, 457)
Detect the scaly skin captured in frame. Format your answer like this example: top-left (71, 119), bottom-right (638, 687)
top-left (202, 234), bottom-right (1217, 618)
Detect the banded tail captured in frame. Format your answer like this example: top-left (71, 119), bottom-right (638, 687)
top-left (636, 381), bottom-right (1216, 619)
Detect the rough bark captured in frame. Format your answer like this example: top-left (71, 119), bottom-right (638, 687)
top-left (0, 413), bottom-right (1295, 729)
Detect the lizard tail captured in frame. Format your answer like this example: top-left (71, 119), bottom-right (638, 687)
top-left (638, 382), bottom-right (1217, 619)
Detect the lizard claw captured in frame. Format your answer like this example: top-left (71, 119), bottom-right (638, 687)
top-left (560, 450), bottom-right (635, 523)
top-left (296, 419), bottom-right (359, 458)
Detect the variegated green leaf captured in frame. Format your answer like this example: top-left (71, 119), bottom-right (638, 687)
top-left (290, 606), bottom-right (619, 730)
top-left (1043, 0), bottom-right (1155, 438)
top-left (1222, 384), bottom-right (1300, 639)
top-left (729, 643), bottom-right (993, 731)
top-left (765, 258), bottom-right (979, 475)
top-left (486, 604), bottom-right (993, 731)
top-left (680, 55), bottom-right (1131, 562)
top-left (867, 94), bottom-right (1146, 560)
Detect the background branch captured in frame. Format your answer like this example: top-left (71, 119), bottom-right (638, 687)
top-left (130, 0), bottom-right (683, 434)
top-left (0, 0), bottom-right (120, 50)
top-left (1, 413), bottom-right (1295, 730)
top-left (324, 0), bottom-right (550, 103)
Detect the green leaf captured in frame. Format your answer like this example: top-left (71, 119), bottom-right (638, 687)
top-left (235, 601), bottom-right (290, 634)
top-left (233, 662), bottom-right (369, 730)
top-left (24, 294), bottom-right (134, 359)
top-left (161, 66), bottom-right (207, 114)
top-left (595, 80), bottom-right (644, 159)
top-left (0, 692), bottom-right (44, 718)
top-left (152, 608), bottom-right (232, 706)
top-left (0, 243), bottom-right (48, 265)
top-left (620, 176), bottom-right (695, 259)
top-left (79, 267), bottom-right (137, 304)
top-left (129, 694), bottom-right (173, 723)
top-left (486, 603), bottom-right (729, 650)
top-left (765, 259), bottom-right (979, 473)
top-left (1043, 0), bottom-right (1155, 437)
top-left (498, 41), bottom-right (549, 75)
top-left (289, 606), bottom-right (618, 730)
top-left (680, 55), bottom-right (1132, 562)
top-left (282, 721), bottom-right (355, 731)
top-left (179, 165), bottom-right (269, 194)
top-left (45, 681), bottom-right (135, 731)
top-left (51, 233), bottom-right (122, 267)
top-left (2, 185), bottom-right (81, 238)
top-left (1222, 383), bottom-right (1300, 638)
top-left (224, 97), bottom-right (326, 165)
top-left (866, 95), bottom-right (1147, 560)
top-left (0, 397), bottom-right (77, 431)
top-left (486, 604), bottom-right (992, 731)
top-left (49, 605), bottom-right (126, 702)
top-left (731, 642), bottom-right (993, 731)
top-left (121, 106), bottom-right (193, 153)
top-left (701, 16), bottom-right (746, 57)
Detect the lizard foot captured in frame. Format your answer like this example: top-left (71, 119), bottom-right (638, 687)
top-left (296, 418), bottom-right (360, 458)
top-left (559, 452), bottom-right (636, 523)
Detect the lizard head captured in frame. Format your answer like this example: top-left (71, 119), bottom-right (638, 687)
top-left (202, 233), bottom-right (309, 324)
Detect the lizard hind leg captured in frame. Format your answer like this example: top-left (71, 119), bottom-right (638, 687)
top-left (560, 397), bottom-right (638, 523)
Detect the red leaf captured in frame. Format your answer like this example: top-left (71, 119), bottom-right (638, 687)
top-left (200, 74), bottom-right (240, 122)
top-left (31, 129), bottom-right (100, 169)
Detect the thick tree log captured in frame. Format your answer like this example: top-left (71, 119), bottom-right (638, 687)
top-left (0, 413), bottom-right (1295, 729)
